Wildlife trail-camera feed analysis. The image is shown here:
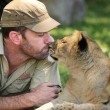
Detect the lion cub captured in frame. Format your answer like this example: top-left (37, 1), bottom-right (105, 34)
top-left (37, 31), bottom-right (110, 110)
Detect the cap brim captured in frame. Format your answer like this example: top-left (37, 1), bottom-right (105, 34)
top-left (26, 17), bottom-right (60, 32)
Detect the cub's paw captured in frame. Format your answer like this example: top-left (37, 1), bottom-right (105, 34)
top-left (55, 102), bottom-right (74, 110)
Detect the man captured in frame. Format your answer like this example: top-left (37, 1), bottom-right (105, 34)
top-left (0, 0), bottom-right (61, 109)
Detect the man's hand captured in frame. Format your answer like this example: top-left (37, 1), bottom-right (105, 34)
top-left (29, 82), bottom-right (61, 107)
top-left (0, 82), bottom-right (61, 110)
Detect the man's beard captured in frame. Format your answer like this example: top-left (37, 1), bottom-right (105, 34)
top-left (20, 41), bottom-right (49, 60)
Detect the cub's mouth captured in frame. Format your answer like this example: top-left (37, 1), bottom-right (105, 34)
top-left (49, 42), bottom-right (58, 61)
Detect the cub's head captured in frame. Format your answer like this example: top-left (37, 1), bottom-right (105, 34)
top-left (49, 30), bottom-right (103, 64)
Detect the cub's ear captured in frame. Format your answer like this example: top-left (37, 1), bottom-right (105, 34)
top-left (78, 32), bottom-right (88, 51)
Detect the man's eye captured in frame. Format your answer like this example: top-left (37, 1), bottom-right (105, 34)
top-left (38, 35), bottom-right (44, 37)
top-left (38, 34), bottom-right (44, 37)
top-left (38, 33), bottom-right (45, 37)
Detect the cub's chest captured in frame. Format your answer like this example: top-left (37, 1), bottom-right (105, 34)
top-left (69, 72), bottom-right (108, 100)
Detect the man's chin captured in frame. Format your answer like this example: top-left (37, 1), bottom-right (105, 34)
top-left (36, 53), bottom-right (49, 60)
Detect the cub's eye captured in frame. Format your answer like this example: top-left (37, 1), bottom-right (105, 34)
top-left (61, 39), bottom-right (67, 43)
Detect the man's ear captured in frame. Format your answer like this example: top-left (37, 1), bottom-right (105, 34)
top-left (9, 31), bottom-right (22, 45)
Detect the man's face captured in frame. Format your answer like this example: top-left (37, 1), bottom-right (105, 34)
top-left (20, 29), bottom-right (53, 60)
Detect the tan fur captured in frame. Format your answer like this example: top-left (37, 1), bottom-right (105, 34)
top-left (38, 30), bottom-right (110, 110)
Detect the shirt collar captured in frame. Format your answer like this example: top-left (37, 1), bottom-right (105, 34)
top-left (0, 33), bottom-right (4, 55)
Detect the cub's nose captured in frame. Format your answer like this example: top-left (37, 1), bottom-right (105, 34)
top-left (49, 42), bottom-right (57, 49)
top-left (49, 42), bottom-right (53, 49)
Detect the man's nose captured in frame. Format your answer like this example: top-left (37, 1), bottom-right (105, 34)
top-left (44, 33), bottom-right (54, 44)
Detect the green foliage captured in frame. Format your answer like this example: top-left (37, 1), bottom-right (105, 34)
top-left (58, 63), bottom-right (69, 87)
top-left (50, 0), bottom-right (110, 87)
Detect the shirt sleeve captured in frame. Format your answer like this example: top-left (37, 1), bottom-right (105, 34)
top-left (29, 57), bottom-right (61, 90)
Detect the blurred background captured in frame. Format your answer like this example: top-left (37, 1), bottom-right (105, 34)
top-left (0, 0), bottom-right (110, 87)
top-left (40, 0), bottom-right (110, 87)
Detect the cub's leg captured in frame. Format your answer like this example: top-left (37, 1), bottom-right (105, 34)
top-left (55, 102), bottom-right (108, 110)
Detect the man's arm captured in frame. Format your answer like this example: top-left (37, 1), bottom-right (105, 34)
top-left (0, 82), bottom-right (60, 109)
top-left (0, 92), bottom-right (32, 109)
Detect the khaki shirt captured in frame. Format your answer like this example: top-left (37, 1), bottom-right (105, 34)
top-left (0, 33), bottom-right (61, 96)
